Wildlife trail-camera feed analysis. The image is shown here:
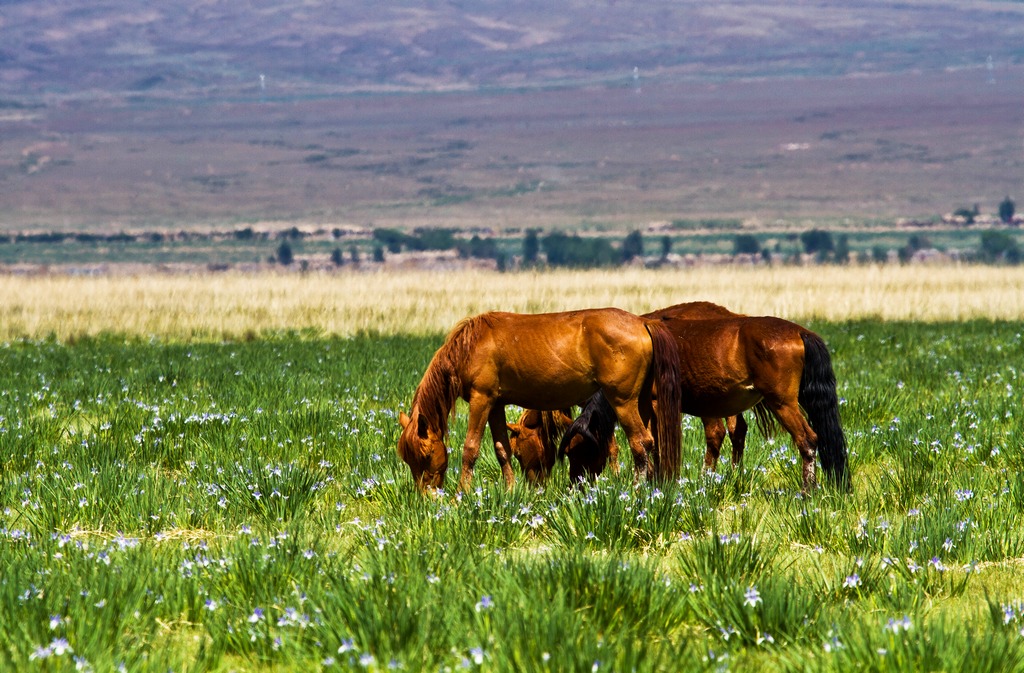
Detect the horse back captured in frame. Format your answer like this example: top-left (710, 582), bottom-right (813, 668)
top-left (463, 309), bottom-right (652, 408)
top-left (643, 301), bottom-right (741, 321)
top-left (658, 314), bottom-right (808, 414)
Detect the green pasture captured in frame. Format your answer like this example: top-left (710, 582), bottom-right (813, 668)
top-left (1, 321), bottom-right (1023, 671)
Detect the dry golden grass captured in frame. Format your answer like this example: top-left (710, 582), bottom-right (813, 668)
top-left (1, 264), bottom-right (1022, 340)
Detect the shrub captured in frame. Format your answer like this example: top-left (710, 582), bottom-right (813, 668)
top-left (276, 241), bottom-right (294, 266)
top-left (413, 228), bottom-right (457, 251)
top-left (979, 230), bottom-right (1021, 264)
top-left (522, 229), bottom-right (540, 266)
top-left (835, 234), bottom-right (851, 264)
top-left (999, 196), bottom-right (1016, 224)
top-left (954, 205), bottom-right (979, 224)
top-left (373, 228), bottom-right (410, 254)
top-left (800, 229), bottom-right (834, 256)
top-left (621, 230), bottom-right (644, 262)
top-left (458, 235), bottom-right (499, 260)
top-left (732, 234), bottom-right (760, 255)
top-left (542, 232), bottom-right (617, 268)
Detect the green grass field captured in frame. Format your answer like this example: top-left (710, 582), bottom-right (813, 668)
top-left (2, 321), bottom-right (1023, 671)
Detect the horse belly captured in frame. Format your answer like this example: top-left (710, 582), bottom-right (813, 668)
top-left (497, 378), bottom-right (596, 411)
top-left (680, 385), bottom-right (762, 418)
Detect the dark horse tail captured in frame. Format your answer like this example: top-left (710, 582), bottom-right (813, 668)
top-left (799, 331), bottom-right (850, 490)
top-left (559, 320), bottom-right (682, 481)
top-left (645, 320), bottom-right (683, 479)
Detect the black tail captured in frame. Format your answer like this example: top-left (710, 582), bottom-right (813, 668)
top-left (645, 320), bottom-right (683, 480)
top-left (559, 391), bottom-right (617, 464)
top-left (799, 331), bottom-right (850, 490)
top-left (750, 401), bottom-right (777, 438)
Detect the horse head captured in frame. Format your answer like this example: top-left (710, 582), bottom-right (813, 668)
top-left (398, 409), bottom-right (449, 491)
top-left (506, 419), bottom-right (547, 484)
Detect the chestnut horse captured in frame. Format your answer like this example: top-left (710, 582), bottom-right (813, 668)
top-left (509, 302), bottom-right (751, 483)
top-left (397, 308), bottom-right (682, 492)
top-left (562, 303), bottom-right (849, 491)
top-left (506, 408), bottom-right (575, 484)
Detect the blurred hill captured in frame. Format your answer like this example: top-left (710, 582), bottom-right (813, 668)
top-left (3, 0), bottom-right (1021, 101)
top-left (0, 1), bottom-right (1022, 231)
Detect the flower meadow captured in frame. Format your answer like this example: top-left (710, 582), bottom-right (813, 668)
top-left (1, 321), bottom-right (1023, 672)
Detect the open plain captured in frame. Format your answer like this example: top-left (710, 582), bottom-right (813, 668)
top-left (3, 68), bottom-right (1023, 235)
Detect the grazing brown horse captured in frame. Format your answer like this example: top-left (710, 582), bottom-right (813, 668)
top-left (506, 408), bottom-right (575, 484)
top-left (511, 302), bottom-right (751, 483)
top-left (644, 302), bottom-right (755, 471)
top-left (562, 303), bottom-right (850, 492)
top-left (397, 308), bottom-right (682, 492)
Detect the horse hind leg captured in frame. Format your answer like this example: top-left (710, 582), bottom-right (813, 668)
top-left (615, 407), bottom-right (655, 483)
top-left (771, 402), bottom-right (818, 493)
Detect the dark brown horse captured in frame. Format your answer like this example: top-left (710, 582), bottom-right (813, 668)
top-left (644, 302), bottom-right (756, 472)
top-left (509, 302), bottom-right (750, 483)
top-left (562, 303), bottom-right (850, 491)
top-left (397, 308), bottom-right (682, 492)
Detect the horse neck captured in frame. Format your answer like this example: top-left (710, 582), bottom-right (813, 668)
top-left (412, 366), bottom-right (456, 439)
top-left (413, 320), bottom-right (478, 436)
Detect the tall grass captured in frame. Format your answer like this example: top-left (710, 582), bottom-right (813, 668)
top-left (0, 265), bottom-right (1022, 340)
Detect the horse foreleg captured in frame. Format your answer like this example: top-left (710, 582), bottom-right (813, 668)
top-left (702, 417), bottom-right (727, 470)
top-left (606, 433), bottom-right (620, 474)
top-left (772, 403), bottom-right (818, 493)
top-left (459, 397), bottom-right (493, 492)
top-left (487, 406), bottom-right (516, 489)
top-left (728, 414), bottom-right (747, 467)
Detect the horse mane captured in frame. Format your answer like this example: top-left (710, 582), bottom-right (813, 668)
top-left (412, 316), bottom-right (484, 438)
top-left (542, 409), bottom-right (574, 449)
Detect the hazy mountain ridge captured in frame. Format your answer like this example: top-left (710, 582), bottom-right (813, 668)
top-left (3, 0), bottom-right (1022, 102)
top-left (1, 1), bottom-right (1022, 231)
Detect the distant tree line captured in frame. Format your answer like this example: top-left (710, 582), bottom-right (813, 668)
top-left (525, 229), bottom-right (666, 268)
top-left (370, 226), bottom-right (655, 269)
top-left (727, 227), bottom-right (1020, 266)
top-left (3, 196), bottom-right (1019, 269)
top-left (372, 227), bottom-right (457, 253)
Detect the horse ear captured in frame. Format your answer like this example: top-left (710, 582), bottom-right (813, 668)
top-left (399, 412), bottom-right (411, 429)
top-left (416, 413), bottom-right (430, 439)
top-left (507, 423), bottom-right (521, 438)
